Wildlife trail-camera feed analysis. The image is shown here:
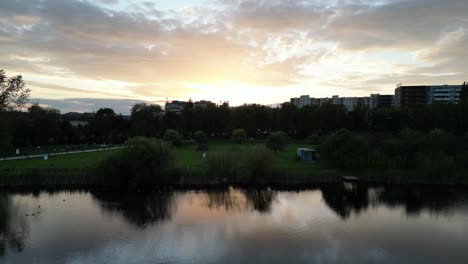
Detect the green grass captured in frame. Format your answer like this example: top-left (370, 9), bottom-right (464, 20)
top-left (1, 144), bottom-right (120, 158)
top-left (0, 150), bottom-right (117, 171)
top-left (1, 140), bottom-right (339, 180)
top-left (2, 140), bottom-right (466, 186)
top-left (173, 140), bottom-right (336, 176)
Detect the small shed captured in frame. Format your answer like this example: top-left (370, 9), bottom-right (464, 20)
top-left (296, 148), bottom-right (317, 163)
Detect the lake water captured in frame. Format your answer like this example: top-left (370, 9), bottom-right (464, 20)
top-left (1, 184), bottom-right (468, 264)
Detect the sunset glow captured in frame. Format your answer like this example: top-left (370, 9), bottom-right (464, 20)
top-left (1, 0), bottom-right (467, 112)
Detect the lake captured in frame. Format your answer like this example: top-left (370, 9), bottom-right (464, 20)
top-left (1, 184), bottom-right (468, 264)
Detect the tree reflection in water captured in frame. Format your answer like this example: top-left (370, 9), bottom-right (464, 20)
top-left (320, 183), bottom-right (468, 219)
top-left (321, 182), bottom-right (370, 219)
top-left (203, 187), bottom-right (277, 214)
top-left (243, 188), bottom-right (277, 213)
top-left (0, 194), bottom-right (28, 256)
top-left (91, 190), bottom-right (175, 227)
top-left (377, 185), bottom-right (468, 216)
top-left (204, 188), bottom-right (245, 211)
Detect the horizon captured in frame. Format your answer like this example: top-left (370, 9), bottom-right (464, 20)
top-left (28, 82), bottom-right (464, 114)
top-left (1, 0), bottom-right (467, 113)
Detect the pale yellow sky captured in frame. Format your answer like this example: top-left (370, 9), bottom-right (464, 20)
top-left (1, 0), bottom-right (467, 112)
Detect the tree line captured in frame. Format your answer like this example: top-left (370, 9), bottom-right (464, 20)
top-left (2, 69), bottom-right (468, 156)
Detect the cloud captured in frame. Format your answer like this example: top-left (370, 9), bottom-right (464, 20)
top-left (0, 0), bottom-right (467, 110)
top-left (33, 98), bottom-right (150, 114)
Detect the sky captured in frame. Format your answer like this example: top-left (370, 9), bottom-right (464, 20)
top-left (1, 0), bottom-right (467, 113)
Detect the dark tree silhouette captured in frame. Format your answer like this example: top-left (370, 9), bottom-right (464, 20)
top-left (92, 191), bottom-right (174, 227)
top-left (0, 69), bottom-right (30, 112)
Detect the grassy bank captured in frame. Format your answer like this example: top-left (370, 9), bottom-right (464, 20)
top-left (1, 140), bottom-right (467, 187)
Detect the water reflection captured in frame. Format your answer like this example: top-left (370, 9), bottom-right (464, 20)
top-left (319, 183), bottom-right (468, 219)
top-left (203, 188), bottom-right (277, 213)
top-left (0, 185), bottom-right (467, 264)
top-left (243, 188), bottom-right (277, 213)
top-left (321, 183), bottom-right (370, 219)
top-left (91, 190), bottom-right (175, 227)
top-left (0, 194), bottom-right (28, 256)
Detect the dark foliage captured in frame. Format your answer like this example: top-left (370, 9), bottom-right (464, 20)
top-left (266, 131), bottom-right (289, 153)
top-left (320, 129), bottom-right (369, 169)
top-left (97, 137), bottom-right (174, 186)
top-left (163, 129), bottom-right (183, 147)
top-left (232, 128), bottom-right (247, 144)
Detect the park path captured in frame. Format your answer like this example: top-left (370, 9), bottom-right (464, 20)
top-left (0, 146), bottom-right (124, 161)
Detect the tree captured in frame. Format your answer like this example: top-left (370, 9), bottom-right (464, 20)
top-left (194, 131), bottom-right (208, 145)
top-left (130, 103), bottom-right (163, 137)
top-left (97, 137), bottom-right (174, 186)
top-left (266, 131), bottom-right (288, 153)
top-left (163, 129), bottom-right (183, 147)
top-left (0, 69), bottom-right (30, 111)
top-left (232, 128), bottom-right (247, 144)
top-left (461, 82), bottom-right (468, 102)
top-left (320, 129), bottom-right (369, 169)
top-left (27, 104), bottom-right (61, 146)
top-left (89, 108), bottom-right (128, 144)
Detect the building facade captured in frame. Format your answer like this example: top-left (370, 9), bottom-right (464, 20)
top-left (428, 85), bottom-right (461, 104)
top-left (394, 86), bottom-right (429, 107)
top-left (370, 94), bottom-right (394, 109)
top-left (165, 100), bottom-right (187, 114)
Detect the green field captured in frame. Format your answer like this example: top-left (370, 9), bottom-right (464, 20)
top-left (0, 140), bottom-right (334, 177)
top-left (0, 150), bottom-right (117, 170)
top-left (2, 141), bottom-right (465, 186)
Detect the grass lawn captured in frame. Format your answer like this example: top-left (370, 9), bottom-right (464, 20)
top-left (174, 140), bottom-right (336, 176)
top-left (0, 150), bottom-right (117, 171)
top-left (1, 140), bottom-right (338, 177)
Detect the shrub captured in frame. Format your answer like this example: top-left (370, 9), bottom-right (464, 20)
top-left (163, 129), bottom-right (183, 147)
top-left (194, 131), bottom-right (208, 145)
top-left (232, 128), bottom-right (247, 144)
top-left (266, 131), bottom-right (288, 153)
top-left (196, 145), bottom-right (209, 151)
top-left (207, 151), bottom-right (240, 180)
top-left (306, 134), bottom-right (320, 145)
top-left (320, 129), bottom-right (368, 169)
top-left (426, 128), bottom-right (453, 152)
top-left (97, 137), bottom-right (174, 186)
top-left (243, 146), bottom-right (273, 180)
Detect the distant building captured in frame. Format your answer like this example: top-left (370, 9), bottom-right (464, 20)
top-left (341, 97), bottom-right (357, 111)
top-left (193, 100), bottom-right (214, 108)
top-left (165, 99), bottom-right (218, 113)
top-left (69, 120), bottom-right (89, 127)
top-left (370, 94), bottom-right (394, 109)
top-left (290, 95), bottom-right (317, 107)
top-left (395, 85), bottom-right (429, 107)
top-left (395, 85), bottom-right (462, 107)
top-left (357, 97), bottom-right (371, 108)
top-left (428, 85), bottom-right (461, 104)
top-left (165, 100), bottom-right (187, 114)
top-left (332, 95), bottom-right (340, 105)
top-left (290, 97), bottom-right (300, 106)
top-left (290, 94), bottom-right (370, 111)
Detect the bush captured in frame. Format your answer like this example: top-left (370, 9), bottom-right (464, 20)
top-left (207, 146), bottom-right (273, 182)
top-left (232, 128), bottom-right (247, 144)
top-left (163, 129), bottom-right (183, 147)
top-left (97, 137), bottom-right (174, 186)
top-left (196, 144), bottom-right (209, 151)
top-left (320, 129), bottom-right (368, 169)
top-left (243, 146), bottom-right (273, 180)
top-left (306, 134), bottom-right (320, 145)
top-left (207, 151), bottom-right (240, 180)
top-left (266, 131), bottom-right (288, 153)
top-left (194, 131), bottom-right (208, 145)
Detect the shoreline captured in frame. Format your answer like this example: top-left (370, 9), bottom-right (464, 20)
top-left (1, 167), bottom-right (467, 188)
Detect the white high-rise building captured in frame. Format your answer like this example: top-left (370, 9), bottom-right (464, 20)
top-left (428, 85), bottom-right (461, 104)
